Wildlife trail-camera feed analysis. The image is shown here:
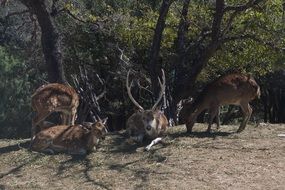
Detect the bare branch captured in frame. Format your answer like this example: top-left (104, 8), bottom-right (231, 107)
top-left (64, 8), bottom-right (87, 23)
top-left (4, 10), bottom-right (29, 18)
top-left (117, 45), bottom-right (131, 67)
top-left (137, 81), bottom-right (153, 96)
top-left (96, 85), bottom-right (106, 101)
top-left (72, 66), bottom-right (107, 123)
top-left (222, 34), bottom-right (284, 52)
top-left (224, 0), bottom-right (264, 12)
top-left (222, 0), bottom-right (265, 36)
top-left (221, 11), bottom-right (238, 36)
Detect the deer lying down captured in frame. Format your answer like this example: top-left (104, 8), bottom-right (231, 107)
top-left (31, 119), bottom-right (107, 155)
top-left (126, 70), bottom-right (169, 151)
top-left (179, 73), bottom-right (260, 133)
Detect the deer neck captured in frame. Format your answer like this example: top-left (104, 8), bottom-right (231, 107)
top-left (86, 130), bottom-right (99, 151)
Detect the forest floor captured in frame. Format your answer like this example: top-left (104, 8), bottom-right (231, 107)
top-left (0, 123), bottom-right (284, 190)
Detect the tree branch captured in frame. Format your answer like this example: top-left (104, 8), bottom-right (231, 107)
top-left (222, 0), bottom-right (265, 36)
top-left (211, 0), bottom-right (225, 41)
top-left (224, 0), bottom-right (264, 12)
top-left (222, 34), bottom-right (284, 52)
top-left (4, 10), bottom-right (29, 19)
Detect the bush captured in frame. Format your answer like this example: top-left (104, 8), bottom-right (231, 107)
top-left (0, 46), bottom-right (32, 138)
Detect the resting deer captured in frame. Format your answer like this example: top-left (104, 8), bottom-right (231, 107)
top-left (179, 73), bottom-right (260, 133)
top-left (31, 119), bottom-right (107, 155)
top-left (126, 70), bottom-right (169, 151)
top-left (31, 83), bottom-right (79, 138)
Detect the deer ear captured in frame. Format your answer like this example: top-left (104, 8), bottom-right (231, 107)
top-left (152, 106), bottom-right (162, 112)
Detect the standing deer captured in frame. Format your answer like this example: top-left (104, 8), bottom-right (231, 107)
top-left (126, 70), bottom-right (169, 151)
top-left (31, 83), bottom-right (79, 138)
top-left (31, 119), bottom-right (108, 155)
top-left (180, 73), bottom-right (260, 133)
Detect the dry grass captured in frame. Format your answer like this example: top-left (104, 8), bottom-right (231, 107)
top-left (0, 123), bottom-right (285, 190)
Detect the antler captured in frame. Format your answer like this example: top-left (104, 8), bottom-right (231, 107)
top-left (152, 69), bottom-right (166, 110)
top-left (126, 70), bottom-right (144, 111)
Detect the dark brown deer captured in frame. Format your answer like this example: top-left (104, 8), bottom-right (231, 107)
top-left (31, 83), bottom-right (79, 138)
top-left (126, 70), bottom-right (169, 151)
top-left (31, 119), bottom-right (107, 155)
top-left (180, 73), bottom-right (260, 133)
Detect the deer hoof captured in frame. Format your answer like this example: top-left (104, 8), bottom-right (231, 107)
top-left (186, 129), bottom-right (192, 134)
top-left (145, 146), bottom-right (151, 151)
top-left (206, 129), bottom-right (212, 133)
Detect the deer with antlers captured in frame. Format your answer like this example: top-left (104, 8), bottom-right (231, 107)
top-left (31, 83), bottom-right (79, 139)
top-left (179, 73), bottom-right (260, 133)
top-left (31, 118), bottom-right (108, 155)
top-left (126, 69), bottom-right (169, 151)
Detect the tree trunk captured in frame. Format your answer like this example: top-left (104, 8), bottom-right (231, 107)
top-left (173, 0), bottom-right (225, 102)
top-left (20, 0), bottom-right (66, 83)
top-left (148, 0), bottom-right (172, 98)
top-left (169, 0), bottom-right (191, 124)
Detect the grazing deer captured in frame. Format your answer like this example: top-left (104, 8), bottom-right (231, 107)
top-left (31, 119), bottom-right (108, 155)
top-left (31, 83), bottom-right (79, 138)
top-left (126, 70), bottom-right (169, 151)
top-left (180, 73), bottom-right (260, 133)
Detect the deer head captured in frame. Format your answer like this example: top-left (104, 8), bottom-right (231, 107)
top-left (85, 118), bottom-right (108, 151)
top-left (126, 69), bottom-right (168, 150)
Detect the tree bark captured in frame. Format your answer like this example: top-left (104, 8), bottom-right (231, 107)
top-left (169, 0), bottom-right (191, 123)
top-left (173, 1), bottom-right (225, 103)
top-left (20, 0), bottom-right (66, 83)
top-left (148, 0), bottom-right (172, 98)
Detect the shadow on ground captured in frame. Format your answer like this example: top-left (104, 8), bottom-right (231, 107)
top-left (0, 154), bottom-right (40, 180)
top-left (0, 140), bottom-right (30, 155)
top-left (168, 130), bottom-right (233, 139)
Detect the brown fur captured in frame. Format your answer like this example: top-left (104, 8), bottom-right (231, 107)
top-left (181, 73), bottom-right (260, 133)
top-left (31, 83), bottom-right (79, 138)
top-left (126, 110), bottom-right (168, 140)
top-left (31, 120), bottom-right (107, 155)
top-left (126, 70), bottom-right (168, 150)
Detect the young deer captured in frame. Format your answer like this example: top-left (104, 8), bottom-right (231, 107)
top-left (31, 119), bottom-right (107, 155)
top-left (180, 73), bottom-right (260, 133)
top-left (31, 83), bottom-right (79, 138)
top-left (126, 70), bottom-right (169, 151)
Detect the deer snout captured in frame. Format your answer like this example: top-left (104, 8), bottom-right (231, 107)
top-left (146, 125), bottom-right (152, 131)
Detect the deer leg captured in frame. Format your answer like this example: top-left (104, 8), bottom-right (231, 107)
top-left (186, 116), bottom-right (195, 133)
top-left (130, 134), bottom-right (144, 143)
top-left (70, 107), bottom-right (77, 125)
top-left (186, 104), bottom-right (207, 133)
top-left (207, 105), bottom-right (219, 133)
top-left (237, 103), bottom-right (252, 133)
top-left (145, 137), bottom-right (162, 151)
top-left (216, 107), bottom-right (220, 130)
top-left (61, 113), bottom-right (68, 125)
top-left (186, 111), bottom-right (200, 133)
top-left (31, 138), bottom-right (52, 153)
top-left (63, 109), bottom-right (77, 126)
top-left (31, 110), bottom-right (51, 140)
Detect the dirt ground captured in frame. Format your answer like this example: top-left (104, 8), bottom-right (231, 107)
top-left (0, 123), bottom-right (284, 190)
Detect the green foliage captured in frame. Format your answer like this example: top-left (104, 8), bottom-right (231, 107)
top-left (0, 46), bottom-right (32, 138)
top-left (1, 0), bottom-right (285, 138)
